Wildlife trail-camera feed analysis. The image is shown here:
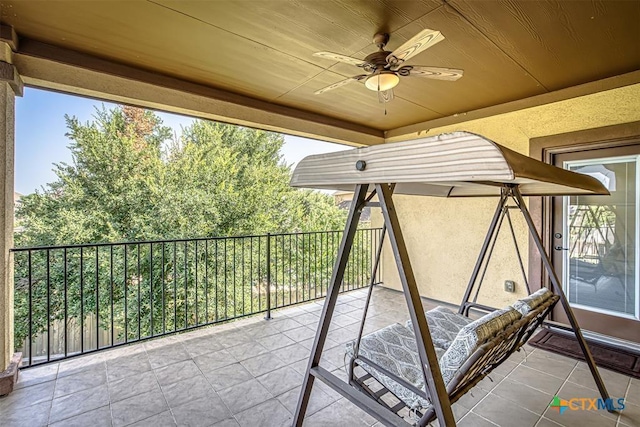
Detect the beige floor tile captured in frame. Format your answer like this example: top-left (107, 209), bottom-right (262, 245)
top-left (283, 325), bottom-right (317, 342)
top-left (508, 365), bottom-right (565, 395)
top-left (618, 401), bottom-right (640, 427)
top-left (211, 418), bottom-right (240, 427)
top-left (290, 312), bottom-right (320, 326)
top-left (268, 318), bottom-right (304, 333)
top-left (457, 412), bottom-right (498, 427)
top-left (528, 348), bottom-right (579, 365)
top-left (299, 337), bottom-right (340, 351)
top-left (218, 378), bottom-right (273, 414)
top-left (627, 379), bottom-right (640, 405)
top-left (277, 385), bottom-right (338, 416)
top-left (171, 395), bottom-right (232, 426)
top-left (128, 410), bottom-right (177, 427)
top-left (1, 400), bottom-right (51, 427)
top-left (225, 340), bottom-right (269, 361)
top-left (271, 343), bottom-right (310, 364)
top-left (472, 393), bottom-right (539, 427)
top-left (14, 363), bottom-right (59, 389)
top-left (54, 366), bottom-right (107, 398)
top-left (235, 398), bottom-right (292, 427)
top-left (491, 358), bottom-right (519, 377)
top-left (569, 363), bottom-right (630, 397)
top-left (106, 351), bottom-right (151, 382)
top-left (193, 348), bottom-right (237, 372)
top-left (256, 365), bottom-right (303, 396)
top-left (154, 359), bottom-right (201, 386)
top-left (255, 332), bottom-right (296, 351)
top-left (204, 362), bottom-right (254, 391)
top-left (320, 345), bottom-right (349, 370)
top-left (534, 417), bottom-right (564, 427)
top-left (303, 398), bottom-right (376, 426)
top-left (240, 352), bottom-right (286, 377)
top-left (110, 388), bottom-right (169, 427)
top-left (49, 384), bottom-right (110, 424)
top-left (519, 352), bottom-right (577, 380)
top-left (0, 379), bottom-right (55, 412)
top-left (181, 334), bottom-right (225, 357)
top-left (476, 372), bottom-right (506, 393)
top-left (48, 405), bottom-right (111, 427)
top-left (146, 343), bottom-right (190, 369)
top-left (57, 354), bottom-right (106, 378)
top-left (491, 377), bottom-right (554, 415)
top-left (108, 370), bottom-right (160, 403)
top-left (455, 386), bottom-right (489, 410)
top-left (160, 373), bottom-right (217, 408)
top-left (143, 335), bottom-right (183, 351)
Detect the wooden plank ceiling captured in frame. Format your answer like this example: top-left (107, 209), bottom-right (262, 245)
top-left (1, 0), bottom-right (638, 133)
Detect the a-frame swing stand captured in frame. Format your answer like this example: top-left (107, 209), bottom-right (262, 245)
top-left (293, 183), bottom-right (611, 427)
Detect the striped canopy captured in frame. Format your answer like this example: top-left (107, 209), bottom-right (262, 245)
top-left (290, 131), bottom-right (609, 197)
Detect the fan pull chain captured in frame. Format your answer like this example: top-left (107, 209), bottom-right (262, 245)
top-left (378, 78), bottom-right (387, 115)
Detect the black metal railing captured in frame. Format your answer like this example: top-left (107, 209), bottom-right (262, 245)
top-left (11, 228), bottom-right (383, 367)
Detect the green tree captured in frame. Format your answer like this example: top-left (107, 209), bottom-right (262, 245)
top-left (13, 106), bottom-right (368, 356)
top-left (17, 106), bottom-right (169, 246)
top-left (17, 106), bottom-right (346, 246)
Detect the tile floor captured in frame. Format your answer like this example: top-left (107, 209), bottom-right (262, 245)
top-left (1, 286), bottom-right (638, 427)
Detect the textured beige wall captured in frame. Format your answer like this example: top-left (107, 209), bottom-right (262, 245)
top-left (373, 83), bottom-right (640, 308)
top-left (0, 82), bottom-right (15, 369)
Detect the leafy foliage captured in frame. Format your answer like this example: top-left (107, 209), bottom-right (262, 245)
top-left (13, 106), bottom-right (361, 353)
top-left (17, 106), bottom-right (346, 246)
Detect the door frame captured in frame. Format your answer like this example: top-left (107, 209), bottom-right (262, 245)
top-left (529, 121), bottom-right (640, 316)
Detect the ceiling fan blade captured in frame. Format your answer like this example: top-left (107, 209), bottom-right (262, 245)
top-left (378, 88), bottom-right (394, 103)
top-left (405, 66), bottom-right (463, 81)
top-left (313, 51), bottom-right (367, 67)
top-left (386, 29), bottom-right (445, 66)
top-left (314, 75), bottom-right (367, 95)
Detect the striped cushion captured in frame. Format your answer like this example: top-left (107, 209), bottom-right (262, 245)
top-left (512, 288), bottom-right (553, 315)
top-left (438, 307), bottom-right (522, 386)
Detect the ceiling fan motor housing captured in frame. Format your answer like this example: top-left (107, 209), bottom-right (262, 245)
top-left (372, 33), bottom-right (389, 49)
top-left (363, 51), bottom-right (392, 69)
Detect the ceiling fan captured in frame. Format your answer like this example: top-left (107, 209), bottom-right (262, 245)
top-left (313, 29), bottom-right (463, 103)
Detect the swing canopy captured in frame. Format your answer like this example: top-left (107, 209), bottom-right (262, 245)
top-left (290, 131), bottom-right (609, 197)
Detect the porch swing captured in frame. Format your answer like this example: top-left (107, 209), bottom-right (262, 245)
top-left (290, 131), bottom-right (613, 427)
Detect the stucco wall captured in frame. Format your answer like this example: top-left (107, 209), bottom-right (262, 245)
top-left (0, 82), bottom-right (16, 369)
top-left (372, 83), bottom-right (640, 308)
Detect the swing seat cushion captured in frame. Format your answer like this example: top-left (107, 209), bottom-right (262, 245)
top-left (345, 323), bottom-right (444, 410)
top-left (438, 307), bottom-right (521, 385)
top-left (512, 288), bottom-right (553, 315)
top-left (405, 306), bottom-right (474, 350)
top-left (347, 307), bottom-right (522, 411)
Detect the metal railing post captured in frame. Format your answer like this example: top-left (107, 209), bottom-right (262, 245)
top-left (265, 233), bottom-right (272, 320)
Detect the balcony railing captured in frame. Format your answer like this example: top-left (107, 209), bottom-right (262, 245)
top-left (11, 228), bottom-right (382, 367)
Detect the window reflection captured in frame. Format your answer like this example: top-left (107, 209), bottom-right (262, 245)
top-left (566, 159), bottom-right (637, 318)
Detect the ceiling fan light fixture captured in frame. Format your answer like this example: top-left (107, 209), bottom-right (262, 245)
top-left (364, 71), bottom-right (399, 92)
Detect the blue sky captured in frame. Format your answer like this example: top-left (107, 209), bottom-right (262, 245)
top-left (15, 87), bottom-right (350, 195)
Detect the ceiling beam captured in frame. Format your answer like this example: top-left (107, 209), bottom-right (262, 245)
top-left (11, 37), bottom-right (385, 147)
top-left (385, 70), bottom-right (640, 143)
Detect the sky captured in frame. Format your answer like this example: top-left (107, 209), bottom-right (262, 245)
top-left (15, 87), bottom-right (351, 195)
